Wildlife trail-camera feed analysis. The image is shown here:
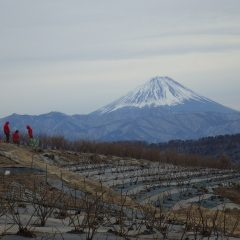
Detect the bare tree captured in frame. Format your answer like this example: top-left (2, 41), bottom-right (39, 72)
top-left (27, 181), bottom-right (65, 227)
top-left (82, 191), bottom-right (106, 240)
top-left (0, 195), bottom-right (11, 238)
top-left (139, 201), bottom-right (174, 240)
top-left (5, 184), bottom-right (37, 237)
top-left (106, 190), bottom-right (137, 239)
top-left (67, 187), bottom-right (107, 240)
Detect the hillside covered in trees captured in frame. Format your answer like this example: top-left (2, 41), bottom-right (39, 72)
top-left (153, 134), bottom-right (240, 163)
top-left (33, 133), bottom-right (239, 168)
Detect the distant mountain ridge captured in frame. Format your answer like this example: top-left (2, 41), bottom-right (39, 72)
top-left (0, 76), bottom-right (240, 143)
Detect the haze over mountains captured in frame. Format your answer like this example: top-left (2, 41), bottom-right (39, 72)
top-left (1, 76), bottom-right (240, 143)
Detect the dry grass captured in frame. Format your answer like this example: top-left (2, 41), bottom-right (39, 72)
top-left (0, 155), bottom-right (20, 167)
top-left (174, 204), bottom-right (240, 237)
top-left (0, 143), bottom-right (137, 208)
top-left (214, 186), bottom-right (240, 205)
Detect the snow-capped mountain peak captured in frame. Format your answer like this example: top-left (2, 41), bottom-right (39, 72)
top-left (97, 76), bottom-right (209, 114)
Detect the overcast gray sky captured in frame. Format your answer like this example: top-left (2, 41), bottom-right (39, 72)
top-left (0, 0), bottom-right (240, 117)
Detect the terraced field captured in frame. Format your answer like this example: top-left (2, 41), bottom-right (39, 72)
top-left (0, 144), bottom-right (240, 239)
top-left (61, 152), bottom-right (240, 210)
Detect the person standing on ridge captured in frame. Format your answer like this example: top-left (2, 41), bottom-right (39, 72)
top-left (12, 130), bottom-right (20, 146)
top-left (3, 121), bottom-right (10, 143)
top-left (26, 125), bottom-right (33, 139)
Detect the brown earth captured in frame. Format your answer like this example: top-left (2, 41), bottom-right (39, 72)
top-left (0, 143), bottom-right (137, 208)
top-left (215, 186), bottom-right (240, 205)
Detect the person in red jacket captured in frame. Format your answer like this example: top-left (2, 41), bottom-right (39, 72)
top-left (3, 121), bottom-right (10, 143)
top-left (12, 130), bottom-right (20, 145)
top-left (26, 125), bottom-right (33, 139)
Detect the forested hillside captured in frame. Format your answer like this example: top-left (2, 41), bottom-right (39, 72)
top-left (154, 134), bottom-right (240, 163)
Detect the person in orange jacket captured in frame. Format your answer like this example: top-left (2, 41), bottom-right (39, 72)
top-left (3, 121), bottom-right (10, 143)
top-left (12, 130), bottom-right (20, 145)
top-left (26, 125), bottom-right (33, 139)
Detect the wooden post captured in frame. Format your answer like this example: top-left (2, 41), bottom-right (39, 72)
top-left (31, 154), bottom-right (34, 168)
top-left (45, 164), bottom-right (48, 184)
top-left (61, 171), bottom-right (63, 190)
top-left (74, 184), bottom-right (77, 208)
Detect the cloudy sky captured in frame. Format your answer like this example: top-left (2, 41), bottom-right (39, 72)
top-left (0, 0), bottom-right (240, 117)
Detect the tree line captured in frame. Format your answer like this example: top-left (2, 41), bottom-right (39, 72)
top-left (35, 135), bottom-right (235, 169)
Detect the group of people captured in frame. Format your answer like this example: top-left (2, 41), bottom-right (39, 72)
top-left (3, 121), bottom-right (33, 145)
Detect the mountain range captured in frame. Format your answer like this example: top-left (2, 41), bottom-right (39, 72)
top-left (1, 76), bottom-right (240, 143)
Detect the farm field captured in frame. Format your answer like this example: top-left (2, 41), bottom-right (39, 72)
top-left (0, 143), bottom-right (240, 239)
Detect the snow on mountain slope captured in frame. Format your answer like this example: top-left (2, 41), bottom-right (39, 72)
top-left (96, 76), bottom-right (213, 114)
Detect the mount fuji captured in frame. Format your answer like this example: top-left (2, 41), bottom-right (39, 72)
top-left (0, 76), bottom-right (240, 142)
top-left (94, 76), bottom-right (233, 115)
top-left (85, 76), bottom-right (240, 142)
